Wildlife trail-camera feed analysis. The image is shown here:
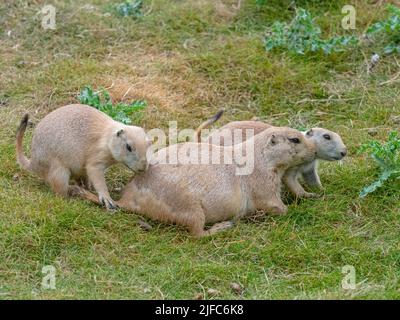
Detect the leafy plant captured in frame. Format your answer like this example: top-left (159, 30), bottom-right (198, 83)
top-left (264, 8), bottom-right (358, 55)
top-left (359, 131), bottom-right (400, 197)
top-left (366, 4), bottom-right (400, 55)
top-left (78, 86), bottom-right (146, 125)
top-left (115, 0), bottom-right (143, 18)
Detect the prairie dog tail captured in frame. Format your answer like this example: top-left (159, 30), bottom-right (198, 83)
top-left (16, 114), bottom-right (32, 171)
top-left (195, 109), bottom-right (224, 142)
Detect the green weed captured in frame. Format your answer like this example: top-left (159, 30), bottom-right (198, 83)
top-left (359, 131), bottom-right (400, 197)
top-left (367, 4), bottom-right (400, 55)
top-left (264, 8), bottom-right (358, 55)
top-left (78, 86), bottom-right (146, 125)
top-left (115, 0), bottom-right (144, 18)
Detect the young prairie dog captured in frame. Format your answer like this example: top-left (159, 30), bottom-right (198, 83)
top-left (16, 104), bottom-right (150, 210)
top-left (201, 119), bottom-right (347, 198)
top-left (76, 127), bottom-right (316, 237)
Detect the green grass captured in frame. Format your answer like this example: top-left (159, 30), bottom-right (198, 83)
top-left (1, 0), bottom-right (400, 299)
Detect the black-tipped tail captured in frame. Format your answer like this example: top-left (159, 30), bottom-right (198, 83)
top-left (210, 109), bottom-right (224, 123)
top-left (16, 114), bottom-right (31, 171)
top-left (195, 109), bottom-right (224, 142)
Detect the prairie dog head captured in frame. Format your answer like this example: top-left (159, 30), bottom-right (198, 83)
top-left (109, 126), bottom-right (151, 172)
top-left (304, 128), bottom-right (347, 161)
top-left (261, 127), bottom-right (316, 167)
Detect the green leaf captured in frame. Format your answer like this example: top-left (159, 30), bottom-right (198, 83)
top-left (384, 43), bottom-right (397, 54)
top-left (78, 86), bottom-right (147, 125)
top-left (367, 22), bottom-right (384, 34)
top-left (365, 4), bottom-right (400, 56)
top-left (359, 170), bottom-right (394, 198)
top-left (388, 4), bottom-right (400, 16)
top-left (115, 0), bottom-right (143, 18)
top-left (371, 154), bottom-right (391, 170)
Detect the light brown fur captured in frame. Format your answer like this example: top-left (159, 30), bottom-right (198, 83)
top-left (16, 104), bottom-right (150, 210)
top-left (76, 127), bottom-right (316, 237)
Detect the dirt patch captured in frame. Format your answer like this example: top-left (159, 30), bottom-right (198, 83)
top-left (184, 0), bottom-right (241, 21)
top-left (105, 50), bottom-right (190, 113)
top-left (103, 50), bottom-right (222, 128)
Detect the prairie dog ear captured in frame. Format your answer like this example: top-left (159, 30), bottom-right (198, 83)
top-left (116, 129), bottom-right (124, 137)
top-left (306, 129), bottom-right (313, 137)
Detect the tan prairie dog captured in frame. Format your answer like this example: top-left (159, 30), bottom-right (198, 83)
top-left (16, 104), bottom-right (150, 210)
top-left (76, 127), bottom-right (316, 237)
top-left (199, 119), bottom-right (347, 198)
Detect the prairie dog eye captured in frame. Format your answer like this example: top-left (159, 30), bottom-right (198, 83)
top-left (288, 137), bottom-right (300, 144)
top-left (323, 134), bottom-right (331, 140)
top-left (126, 144), bottom-right (133, 152)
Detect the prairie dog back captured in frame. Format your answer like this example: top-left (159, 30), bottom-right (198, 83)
top-left (205, 120), bottom-right (270, 146)
top-left (29, 104), bottom-right (107, 174)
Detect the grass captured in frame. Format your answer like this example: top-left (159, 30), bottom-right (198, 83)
top-left (1, 0), bottom-right (400, 299)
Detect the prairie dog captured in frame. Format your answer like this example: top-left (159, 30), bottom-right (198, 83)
top-left (16, 104), bottom-right (150, 210)
top-left (202, 120), bottom-right (347, 197)
top-left (76, 127), bottom-right (316, 237)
